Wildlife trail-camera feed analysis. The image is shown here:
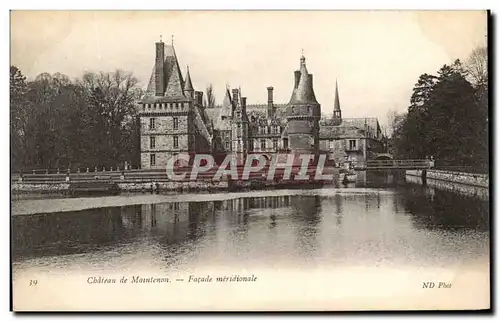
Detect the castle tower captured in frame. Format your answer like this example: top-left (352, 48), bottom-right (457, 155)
top-left (138, 39), bottom-right (212, 169)
top-left (286, 54), bottom-right (321, 154)
top-left (333, 80), bottom-right (342, 125)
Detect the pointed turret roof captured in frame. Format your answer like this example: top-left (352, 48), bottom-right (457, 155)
top-left (143, 43), bottom-right (187, 101)
top-left (213, 88), bottom-right (233, 130)
top-left (219, 88), bottom-right (233, 118)
top-left (334, 80), bottom-right (341, 111)
top-left (183, 66), bottom-right (194, 92)
top-left (289, 55), bottom-right (318, 105)
top-left (163, 45), bottom-right (185, 98)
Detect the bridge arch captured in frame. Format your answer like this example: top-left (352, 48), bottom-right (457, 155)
top-left (373, 153), bottom-right (394, 160)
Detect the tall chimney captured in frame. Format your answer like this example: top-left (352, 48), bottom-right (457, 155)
top-left (241, 97), bottom-right (247, 114)
top-left (232, 88), bottom-right (239, 107)
top-left (195, 91), bottom-right (203, 106)
top-left (155, 41), bottom-right (165, 96)
top-left (294, 70), bottom-right (301, 89)
top-left (267, 86), bottom-right (274, 118)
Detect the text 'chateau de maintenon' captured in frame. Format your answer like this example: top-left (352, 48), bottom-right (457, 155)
top-left (138, 39), bottom-right (386, 169)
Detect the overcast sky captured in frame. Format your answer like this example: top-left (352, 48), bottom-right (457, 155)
top-left (11, 10), bottom-right (487, 126)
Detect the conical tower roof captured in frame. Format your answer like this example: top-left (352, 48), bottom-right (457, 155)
top-left (183, 66), bottom-right (194, 92)
top-left (289, 55), bottom-right (318, 105)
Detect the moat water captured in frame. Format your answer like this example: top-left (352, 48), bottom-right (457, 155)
top-left (11, 180), bottom-right (490, 310)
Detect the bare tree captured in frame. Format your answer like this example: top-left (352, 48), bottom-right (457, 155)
top-left (206, 84), bottom-right (216, 108)
top-left (77, 70), bottom-right (143, 165)
top-left (464, 46), bottom-right (487, 90)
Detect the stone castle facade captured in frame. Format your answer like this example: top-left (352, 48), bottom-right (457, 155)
top-left (138, 40), bottom-right (386, 169)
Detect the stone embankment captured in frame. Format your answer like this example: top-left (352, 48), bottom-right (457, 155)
top-left (11, 167), bottom-right (340, 194)
top-left (406, 169), bottom-right (489, 199)
top-left (11, 181), bottom-right (229, 193)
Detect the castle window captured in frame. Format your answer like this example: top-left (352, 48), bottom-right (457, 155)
top-left (273, 139), bottom-right (278, 151)
top-left (150, 154), bottom-right (156, 166)
top-left (308, 106), bottom-right (311, 113)
top-left (175, 103), bottom-right (179, 109)
top-left (329, 140), bottom-right (334, 149)
top-left (283, 138), bottom-right (288, 149)
top-left (173, 117), bottom-right (179, 130)
top-left (142, 104), bottom-right (145, 111)
top-left (349, 140), bottom-right (357, 150)
top-left (225, 141), bottom-right (231, 151)
top-left (291, 107), bottom-right (295, 114)
top-left (149, 118), bottom-right (156, 130)
top-left (260, 139), bottom-right (266, 150)
top-left (150, 136), bottom-right (156, 149)
top-left (173, 136), bottom-right (179, 149)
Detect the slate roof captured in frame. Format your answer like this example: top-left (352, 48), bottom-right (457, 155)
top-left (319, 125), bottom-right (366, 140)
top-left (289, 55), bottom-right (319, 105)
top-left (213, 89), bottom-right (233, 131)
top-left (142, 44), bottom-right (188, 102)
top-left (183, 67), bottom-right (194, 92)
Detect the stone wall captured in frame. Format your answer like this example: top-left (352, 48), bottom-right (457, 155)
top-left (406, 169), bottom-right (489, 188)
top-left (11, 181), bottom-right (228, 193)
top-left (12, 183), bottom-right (70, 192)
top-left (117, 180), bottom-right (228, 192)
top-left (405, 174), bottom-right (489, 201)
top-left (140, 114), bottom-right (189, 135)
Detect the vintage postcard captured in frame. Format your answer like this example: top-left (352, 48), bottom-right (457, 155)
top-left (10, 10), bottom-right (490, 311)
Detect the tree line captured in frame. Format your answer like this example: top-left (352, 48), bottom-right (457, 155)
top-left (10, 67), bottom-right (143, 172)
top-left (389, 46), bottom-right (488, 173)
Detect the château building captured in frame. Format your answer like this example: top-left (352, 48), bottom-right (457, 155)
top-left (138, 39), bottom-right (386, 169)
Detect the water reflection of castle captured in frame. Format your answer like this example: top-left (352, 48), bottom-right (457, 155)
top-left (132, 195), bottom-right (319, 233)
top-left (13, 195), bottom-right (323, 259)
